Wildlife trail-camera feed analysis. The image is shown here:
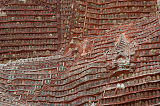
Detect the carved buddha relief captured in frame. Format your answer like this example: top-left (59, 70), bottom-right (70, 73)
top-left (106, 33), bottom-right (136, 75)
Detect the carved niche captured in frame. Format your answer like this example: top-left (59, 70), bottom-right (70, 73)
top-left (106, 33), bottom-right (137, 75)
